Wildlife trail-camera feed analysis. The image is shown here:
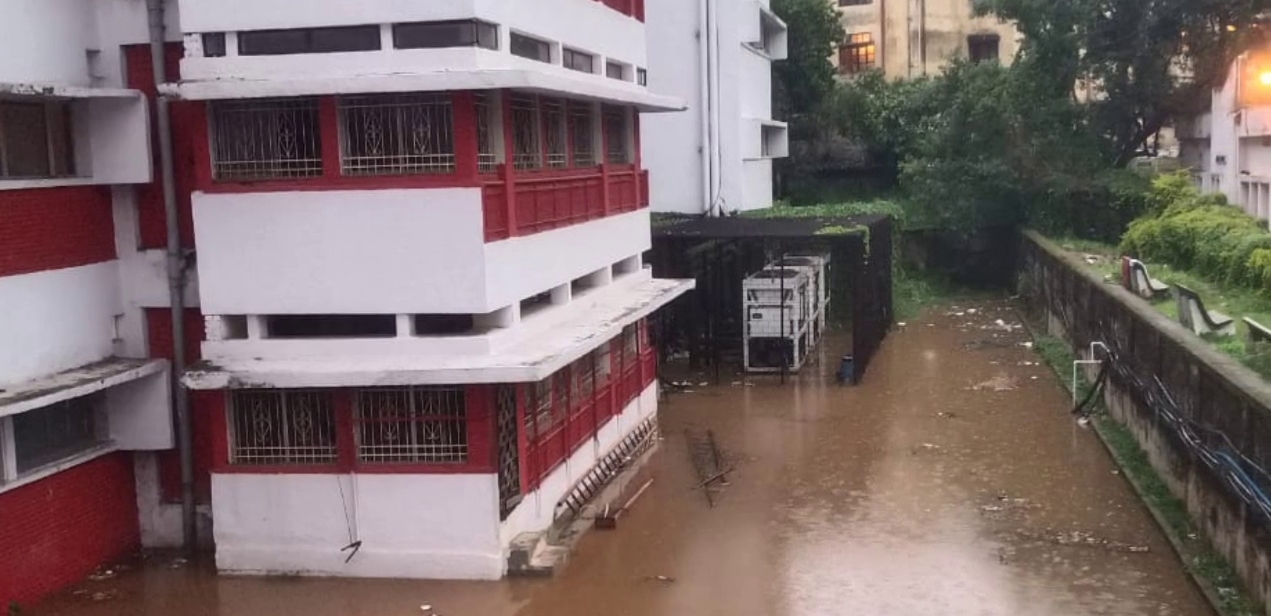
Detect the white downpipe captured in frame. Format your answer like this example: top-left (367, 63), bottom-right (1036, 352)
top-left (699, 0), bottom-right (716, 216)
top-left (706, 0), bottom-right (725, 216)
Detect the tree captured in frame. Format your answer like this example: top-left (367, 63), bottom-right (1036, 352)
top-left (977, 0), bottom-right (1269, 166)
top-left (771, 0), bottom-right (843, 120)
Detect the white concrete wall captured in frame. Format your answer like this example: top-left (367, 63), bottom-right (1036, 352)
top-left (500, 381), bottom-right (657, 544)
top-left (0, 262), bottom-right (119, 387)
top-left (642, 0), bottom-right (780, 215)
top-left (194, 188), bottom-right (649, 316)
top-left (213, 473), bottom-right (504, 579)
top-left (0, 0), bottom-right (98, 87)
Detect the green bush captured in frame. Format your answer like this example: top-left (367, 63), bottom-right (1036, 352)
top-left (1120, 173), bottom-right (1271, 296)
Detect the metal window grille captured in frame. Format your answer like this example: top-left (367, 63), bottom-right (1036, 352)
top-left (604, 106), bottom-right (629, 164)
top-left (531, 379), bottom-right (553, 438)
top-left (210, 98), bottom-right (323, 181)
top-left (229, 390), bottom-right (337, 465)
top-left (356, 387), bottom-right (468, 464)
top-left (474, 92), bottom-right (498, 172)
top-left (570, 103), bottom-right (596, 167)
top-left (543, 98), bottom-right (567, 169)
top-left (623, 325), bottom-right (639, 364)
top-left (553, 373), bottom-right (570, 422)
top-left (496, 385), bottom-right (521, 519)
top-left (839, 34), bottom-right (876, 74)
top-left (339, 93), bottom-right (455, 176)
top-left (596, 341), bottom-right (612, 386)
top-left (511, 94), bottom-right (542, 170)
top-left (573, 356), bottom-right (595, 401)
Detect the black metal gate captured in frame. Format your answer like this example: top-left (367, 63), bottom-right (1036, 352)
top-left (496, 385), bottom-right (521, 520)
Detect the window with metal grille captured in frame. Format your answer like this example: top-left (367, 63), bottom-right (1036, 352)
top-left (606, 61), bottom-right (626, 80)
top-left (12, 396), bottom-right (100, 474)
top-left (604, 106), bottom-right (630, 164)
top-left (542, 98), bottom-right (567, 168)
top-left (228, 391), bottom-right (337, 465)
top-left (202, 33), bottom-right (227, 57)
top-left (968, 34), bottom-right (1000, 64)
top-left (595, 341), bottom-right (612, 386)
top-left (563, 48), bottom-right (594, 73)
top-left (510, 32), bottom-right (551, 63)
top-left (839, 33), bottom-right (876, 74)
top-left (573, 355), bottom-right (595, 402)
top-left (529, 379), bottom-right (553, 439)
top-left (356, 387), bottom-right (468, 464)
top-left (339, 93), bottom-right (456, 176)
top-left (569, 103), bottom-right (596, 167)
top-left (239, 25), bottom-right (381, 56)
top-left (209, 98), bottom-right (323, 181)
top-left (474, 92), bottom-right (498, 172)
top-left (623, 324), bottom-right (639, 364)
top-left (511, 94), bottom-right (542, 170)
top-left (0, 101), bottom-right (75, 179)
top-left (393, 19), bottom-right (499, 50)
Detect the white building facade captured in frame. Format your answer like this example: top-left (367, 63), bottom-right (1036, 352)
top-left (1, 0), bottom-right (694, 603)
top-left (1180, 51), bottom-right (1271, 221)
top-left (641, 0), bottom-right (789, 215)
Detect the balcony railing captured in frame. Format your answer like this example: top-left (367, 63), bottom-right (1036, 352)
top-left (597, 0), bottom-right (645, 21)
top-left (482, 164), bottom-right (649, 241)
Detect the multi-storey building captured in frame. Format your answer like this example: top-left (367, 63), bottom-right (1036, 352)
top-left (2, 0), bottom-right (693, 603)
top-left (1180, 50), bottom-right (1271, 222)
top-left (832, 0), bottom-right (1018, 78)
top-left (641, 0), bottom-right (789, 215)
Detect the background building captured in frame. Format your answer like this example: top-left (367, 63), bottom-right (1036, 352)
top-left (832, 0), bottom-right (1018, 78)
top-left (641, 0), bottom-right (789, 215)
top-left (1180, 51), bottom-right (1271, 221)
top-left (1, 0), bottom-right (694, 605)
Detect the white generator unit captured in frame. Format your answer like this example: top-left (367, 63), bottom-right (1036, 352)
top-left (743, 266), bottom-right (815, 373)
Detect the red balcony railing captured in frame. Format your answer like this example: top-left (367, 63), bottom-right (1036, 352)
top-left (598, 0), bottom-right (645, 21)
top-left (482, 164), bottom-right (649, 242)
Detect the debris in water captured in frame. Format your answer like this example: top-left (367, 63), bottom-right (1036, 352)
top-left (168, 557), bottom-right (187, 569)
top-left (644, 575), bottom-right (676, 583)
top-left (937, 412), bottom-right (958, 420)
top-left (1076, 417), bottom-right (1091, 428)
top-left (1129, 546), bottom-right (1150, 553)
top-left (90, 590), bottom-right (121, 601)
top-left (420, 605), bottom-right (432, 612)
top-left (1020, 341), bottom-right (1034, 349)
top-left (897, 322), bottom-right (907, 327)
top-left (87, 568), bottom-right (116, 581)
top-left (967, 309), bottom-right (978, 314)
top-left (972, 376), bottom-right (1018, 392)
top-left (1084, 254), bottom-right (1100, 265)
top-left (698, 382), bottom-right (708, 387)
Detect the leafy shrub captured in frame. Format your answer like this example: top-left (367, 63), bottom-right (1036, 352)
top-left (1120, 173), bottom-right (1271, 296)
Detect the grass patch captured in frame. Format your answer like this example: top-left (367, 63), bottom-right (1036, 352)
top-left (1052, 237), bottom-right (1271, 380)
top-left (742, 199), bottom-right (937, 229)
top-left (1026, 325), bottom-right (1259, 616)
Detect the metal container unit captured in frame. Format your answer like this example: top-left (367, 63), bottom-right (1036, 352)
top-left (743, 266), bottom-right (814, 373)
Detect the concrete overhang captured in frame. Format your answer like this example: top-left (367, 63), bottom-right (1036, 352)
top-left (162, 70), bottom-right (687, 112)
top-left (0, 82), bottom-right (143, 101)
top-left (183, 276), bottom-right (695, 390)
top-left (0, 358), bottom-right (168, 419)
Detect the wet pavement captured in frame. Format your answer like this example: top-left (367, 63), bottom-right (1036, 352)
top-left (31, 299), bottom-right (1213, 616)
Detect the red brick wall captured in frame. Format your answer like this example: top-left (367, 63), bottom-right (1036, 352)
top-left (144, 308), bottom-right (216, 504)
top-left (124, 44), bottom-right (198, 250)
top-left (0, 186), bottom-right (116, 278)
top-left (0, 453), bottom-right (139, 608)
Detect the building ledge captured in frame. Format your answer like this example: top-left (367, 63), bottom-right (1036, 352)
top-left (0, 82), bottom-right (142, 100)
top-left (163, 69), bottom-right (686, 112)
top-left (183, 275), bottom-right (695, 389)
top-left (0, 358), bottom-right (169, 419)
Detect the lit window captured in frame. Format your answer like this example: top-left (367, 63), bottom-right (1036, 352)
top-left (11, 396), bottom-right (101, 475)
top-left (228, 391), bottom-right (337, 465)
top-left (563, 49), bottom-right (595, 73)
top-left (0, 101), bottom-right (75, 179)
top-left (968, 34), bottom-right (1000, 64)
top-left (238, 25), bottom-right (381, 56)
top-left (511, 94), bottom-right (542, 170)
top-left (510, 32), bottom-right (551, 63)
top-left (355, 387), bottom-right (468, 464)
top-left (839, 33), bottom-right (876, 74)
top-left (339, 93), bottom-right (456, 175)
top-left (393, 20), bottom-right (499, 51)
top-left (209, 98), bottom-right (322, 181)
top-left (604, 105), bottom-right (630, 165)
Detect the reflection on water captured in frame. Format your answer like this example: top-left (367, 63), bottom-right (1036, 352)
top-left (30, 300), bottom-right (1213, 616)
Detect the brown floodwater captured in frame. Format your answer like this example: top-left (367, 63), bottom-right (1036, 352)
top-left (30, 299), bottom-right (1214, 616)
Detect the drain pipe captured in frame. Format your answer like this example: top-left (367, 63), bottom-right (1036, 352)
top-left (147, 0), bottom-right (197, 553)
top-left (698, 0), bottom-right (714, 216)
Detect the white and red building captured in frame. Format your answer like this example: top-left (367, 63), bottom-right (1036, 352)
top-left (1, 0), bottom-right (693, 602)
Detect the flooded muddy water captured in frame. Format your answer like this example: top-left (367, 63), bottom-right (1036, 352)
top-left (31, 299), bottom-right (1213, 616)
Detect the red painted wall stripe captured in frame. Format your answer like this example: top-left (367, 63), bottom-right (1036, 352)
top-left (0, 186), bottom-right (116, 278)
top-left (144, 307), bottom-right (217, 504)
top-left (0, 453), bottom-right (139, 608)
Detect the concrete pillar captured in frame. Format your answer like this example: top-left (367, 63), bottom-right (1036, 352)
top-left (396, 314), bottom-right (414, 338)
top-left (246, 315), bottom-right (268, 340)
top-left (551, 283), bottom-right (572, 305)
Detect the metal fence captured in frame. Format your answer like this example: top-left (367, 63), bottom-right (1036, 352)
top-left (210, 98), bottom-right (324, 181)
top-left (229, 390), bottom-right (337, 465)
top-left (354, 387), bottom-right (468, 464)
top-left (338, 93), bottom-right (456, 176)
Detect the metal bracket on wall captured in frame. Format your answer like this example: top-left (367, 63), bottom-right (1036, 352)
top-left (1071, 341), bottom-right (1109, 407)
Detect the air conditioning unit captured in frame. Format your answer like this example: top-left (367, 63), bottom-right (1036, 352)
top-left (742, 265), bottom-right (814, 373)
